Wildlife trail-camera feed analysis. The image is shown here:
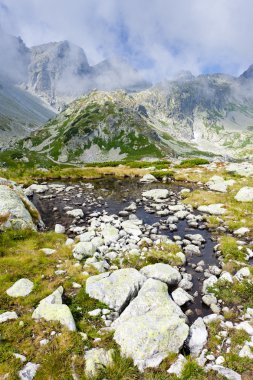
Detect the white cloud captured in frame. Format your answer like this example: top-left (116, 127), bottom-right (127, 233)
top-left (1, 0), bottom-right (253, 81)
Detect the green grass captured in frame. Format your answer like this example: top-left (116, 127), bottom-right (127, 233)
top-left (209, 279), bottom-right (253, 309)
top-left (121, 242), bottom-right (183, 270)
top-left (175, 158), bottom-right (210, 168)
top-left (152, 170), bottom-right (174, 179)
top-left (219, 236), bottom-right (247, 263)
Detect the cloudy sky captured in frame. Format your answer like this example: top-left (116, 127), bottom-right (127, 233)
top-left (0, 0), bottom-right (252, 82)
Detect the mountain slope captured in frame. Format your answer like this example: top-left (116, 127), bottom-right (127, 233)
top-left (13, 90), bottom-right (212, 165)
top-left (0, 79), bottom-right (55, 148)
top-left (132, 73), bottom-right (253, 157)
top-left (16, 71), bottom-right (253, 164)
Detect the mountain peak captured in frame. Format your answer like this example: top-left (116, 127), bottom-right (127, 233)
top-left (240, 64), bottom-right (253, 79)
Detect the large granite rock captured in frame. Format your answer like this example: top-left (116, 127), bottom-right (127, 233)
top-left (0, 181), bottom-right (41, 230)
top-left (32, 287), bottom-right (76, 331)
top-left (112, 279), bottom-right (189, 371)
top-left (140, 263), bottom-right (181, 285)
top-left (235, 187), bottom-right (253, 202)
top-left (86, 268), bottom-right (146, 312)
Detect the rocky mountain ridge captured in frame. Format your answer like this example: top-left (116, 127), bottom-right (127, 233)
top-left (17, 71), bottom-right (253, 163)
top-left (1, 30), bottom-right (253, 160)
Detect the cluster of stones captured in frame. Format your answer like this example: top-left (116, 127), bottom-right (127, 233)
top-left (3, 175), bottom-right (253, 379)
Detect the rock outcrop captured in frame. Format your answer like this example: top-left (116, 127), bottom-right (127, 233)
top-left (0, 178), bottom-right (42, 230)
top-left (112, 279), bottom-right (189, 371)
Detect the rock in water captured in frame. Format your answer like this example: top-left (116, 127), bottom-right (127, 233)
top-left (86, 268), bottom-right (146, 312)
top-left (121, 220), bottom-right (142, 237)
top-left (54, 224), bottom-right (66, 234)
top-left (188, 317), bottom-right (208, 357)
top-left (142, 189), bottom-right (169, 200)
top-left (112, 278), bottom-right (189, 371)
top-left (234, 187), bottom-right (253, 202)
top-left (140, 263), bottom-right (181, 285)
top-left (172, 288), bottom-right (193, 306)
top-left (6, 278), bottom-right (34, 297)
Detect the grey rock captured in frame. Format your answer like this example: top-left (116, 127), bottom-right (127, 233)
top-left (84, 348), bottom-right (114, 377)
top-left (235, 187), bottom-right (253, 202)
top-left (112, 279), bottom-right (188, 371)
top-left (205, 364), bottom-right (241, 380)
top-left (18, 362), bottom-right (40, 380)
top-left (0, 311), bottom-right (18, 323)
top-left (172, 288), bottom-right (193, 306)
top-left (140, 263), bottom-right (181, 285)
top-left (86, 268), bottom-right (146, 312)
top-left (32, 287), bottom-right (76, 331)
top-left (0, 184), bottom-right (40, 230)
top-left (6, 278), bottom-right (34, 297)
top-left (188, 317), bottom-right (208, 357)
top-left (73, 242), bottom-right (96, 260)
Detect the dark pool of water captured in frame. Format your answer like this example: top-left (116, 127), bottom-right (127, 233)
top-left (32, 177), bottom-right (218, 323)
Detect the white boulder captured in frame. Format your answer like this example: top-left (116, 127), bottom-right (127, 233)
top-left (140, 263), bottom-right (181, 285)
top-left (235, 187), bottom-right (253, 202)
top-left (6, 278), bottom-right (34, 297)
top-left (112, 279), bottom-right (189, 371)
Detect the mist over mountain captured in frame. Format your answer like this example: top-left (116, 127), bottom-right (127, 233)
top-left (1, 29), bottom-right (253, 159)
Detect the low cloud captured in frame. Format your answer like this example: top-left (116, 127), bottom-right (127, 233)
top-left (1, 0), bottom-right (253, 82)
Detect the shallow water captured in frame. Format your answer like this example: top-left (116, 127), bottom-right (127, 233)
top-left (32, 177), bottom-right (219, 322)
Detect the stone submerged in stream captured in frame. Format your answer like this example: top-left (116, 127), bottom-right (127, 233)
top-left (112, 279), bottom-right (189, 371)
top-left (86, 268), bottom-right (146, 312)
